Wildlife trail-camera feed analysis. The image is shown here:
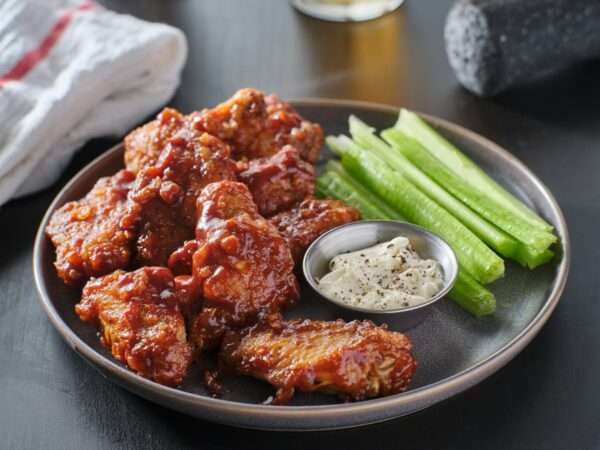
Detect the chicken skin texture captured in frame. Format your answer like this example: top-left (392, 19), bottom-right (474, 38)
top-left (128, 133), bottom-right (238, 267)
top-left (237, 145), bottom-right (315, 217)
top-left (168, 181), bottom-right (299, 352)
top-left (124, 108), bottom-right (189, 174)
top-left (124, 89), bottom-right (323, 176)
top-left (270, 198), bottom-right (361, 264)
top-left (220, 317), bottom-right (417, 404)
top-left (188, 88), bottom-right (323, 163)
top-left (265, 93), bottom-right (324, 163)
top-left (76, 267), bottom-right (193, 386)
top-left (46, 170), bottom-right (137, 286)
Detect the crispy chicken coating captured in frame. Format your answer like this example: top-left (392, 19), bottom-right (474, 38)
top-left (128, 133), bottom-right (238, 266)
top-left (76, 267), bottom-right (193, 386)
top-left (124, 108), bottom-right (188, 174)
top-left (270, 198), bottom-right (361, 264)
top-left (220, 317), bottom-right (417, 404)
top-left (168, 181), bottom-right (299, 352)
top-left (265, 93), bottom-right (324, 163)
top-left (237, 145), bottom-right (315, 217)
top-left (189, 88), bottom-right (323, 163)
top-left (46, 170), bottom-right (137, 286)
top-left (123, 90), bottom-right (323, 175)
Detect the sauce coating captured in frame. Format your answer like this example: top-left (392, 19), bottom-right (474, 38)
top-left (270, 198), bottom-right (360, 264)
top-left (46, 170), bottom-right (136, 286)
top-left (76, 267), bottom-right (193, 386)
top-left (220, 316), bottom-right (417, 404)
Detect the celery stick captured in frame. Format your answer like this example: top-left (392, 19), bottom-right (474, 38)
top-left (315, 185), bottom-right (328, 199)
top-left (351, 115), bottom-right (553, 270)
top-left (517, 246), bottom-right (554, 270)
top-left (325, 160), bottom-right (405, 220)
top-left (349, 115), bottom-right (518, 258)
top-left (318, 161), bottom-right (496, 316)
top-left (395, 109), bottom-right (553, 232)
top-left (317, 171), bottom-right (395, 220)
top-left (327, 135), bottom-right (505, 285)
top-left (384, 129), bottom-right (556, 251)
top-left (451, 270), bottom-right (496, 317)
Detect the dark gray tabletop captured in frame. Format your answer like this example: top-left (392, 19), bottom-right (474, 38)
top-left (1, 1), bottom-right (598, 449)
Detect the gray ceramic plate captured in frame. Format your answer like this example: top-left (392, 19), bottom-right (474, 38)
top-left (33, 99), bottom-right (570, 431)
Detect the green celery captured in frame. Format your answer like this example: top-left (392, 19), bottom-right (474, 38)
top-left (317, 171), bottom-right (396, 220)
top-left (318, 163), bottom-right (496, 316)
top-left (349, 115), bottom-right (518, 258)
top-left (451, 270), bottom-right (496, 317)
top-left (394, 109), bottom-right (553, 232)
top-left (324, 160), bottom-right (405, 220)
top-left (327, 135), bottom-right (505, 285)
top-left (383, 129), bottom-right (556, 251)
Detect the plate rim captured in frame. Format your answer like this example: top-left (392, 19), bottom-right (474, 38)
top-left (33, 98), bottom-right (571, 430)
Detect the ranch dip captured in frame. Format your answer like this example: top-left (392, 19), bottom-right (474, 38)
top-left (318, 236), bottom-right (444, 311)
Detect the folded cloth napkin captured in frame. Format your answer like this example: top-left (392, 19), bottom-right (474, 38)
top-left (0, 0), bottom-right (187, 205)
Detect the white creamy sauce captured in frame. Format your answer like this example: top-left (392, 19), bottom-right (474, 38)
top-left (318, 236), bottom-right (444, 311)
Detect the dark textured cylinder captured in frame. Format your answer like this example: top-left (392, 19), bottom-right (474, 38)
top-left (445, 0), bottom-right (600, 96)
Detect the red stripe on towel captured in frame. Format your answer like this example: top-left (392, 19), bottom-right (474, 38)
top-left (0, 1), bottom-right (95, 86)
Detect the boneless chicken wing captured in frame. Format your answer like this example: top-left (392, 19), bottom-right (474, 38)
top-left (46, 170), bottom-right (137, 286)
top-left (124, 108), bottom-right (186, 174)
top-left (265, 93), bottom-right (324, 163)
top-left (128, 133), bottom-right (238, 266)
top-left (46, 89), bottom-right (420, 400)
top-left (124, 89), bottom-right (323, 175)
top-left (220, 317), bottom-right (417, 404)
top-left (237, 145), bottom-right (315, 217)
top-left (168, 181), bottom-right (299, 351)
top-left (76, 267), bottom-right (193, 386)
top-left (189, 88), bottom-right (323, 163)
top-left (270, 198), bottom-right (361, 264)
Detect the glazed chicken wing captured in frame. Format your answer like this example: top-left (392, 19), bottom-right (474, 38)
top-left (124, 89), bottom-right (323, 175)
top-left (220, 317), bottom-right (417, 404)
top-left (265, 93), bottom-right (324, 163)
top-left (124, 108), bottom-right (187, 174)
top-left (76, 267), bottom-right (193, 386)
top-left (168, 181), bottom-right (299, 351)
top-left (238, 145), bottom-right (314, 217)
top-left (270, 198), bottom-right (360, 264)
top-left (46, 170), bottom-right (137, 286)
top-left (123, 107), bottom-right (210, 174)
top-left (190, 88), bottom-right (323, 163)
top-left (128, 133), bottom-right (238, 266)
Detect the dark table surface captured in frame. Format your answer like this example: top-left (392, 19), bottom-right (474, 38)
top-left (2, 1), bottom-right (599, 449)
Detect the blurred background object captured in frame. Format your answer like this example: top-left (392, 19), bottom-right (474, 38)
top-left (292, 0), bottom-right (404, 22)
top-left (0, 0), bottom-right (187, 205)
top-left (445, 0), bottom-right (600, 96)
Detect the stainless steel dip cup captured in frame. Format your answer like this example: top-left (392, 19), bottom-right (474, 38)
top-left (303, 220), bottom-right (459, 329)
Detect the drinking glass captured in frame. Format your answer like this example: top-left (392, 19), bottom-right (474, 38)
top-left (292, 0), bottom-right (405, 22)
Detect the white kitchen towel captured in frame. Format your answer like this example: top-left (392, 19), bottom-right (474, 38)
top-left (0, 0), bottom-right (188, 205)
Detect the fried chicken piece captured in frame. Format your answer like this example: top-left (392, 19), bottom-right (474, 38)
top-left (75, 267), bottom-right (193, 386)
top-left (265, 93), bottom-right (324, 163)
top-left (270, 198), bottom-right (360, 264)
top-left (128, 133), bottom-right (238, 266)
top-left (168, 181), bottom-right (299, 351)
top-left (124, 90), bottom-right (322, 176)
top-left (124, 108), bottom-right (187, 174)
top-left (220, 317), bottom-right (417, 404)
top-left (130, 195), bottom-right (192, 268)
top-left (46, 170), bottom-right (137, 286)
top-left (237, 145), bottom-right (315, 217)
top-left (190, 88), bottom-right (323, 163)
